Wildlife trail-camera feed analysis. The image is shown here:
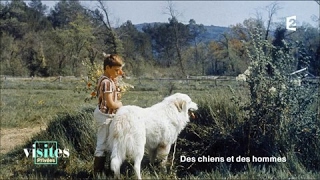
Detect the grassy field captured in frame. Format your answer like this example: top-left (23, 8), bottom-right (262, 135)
top-left (0, 76), bottom-right (244, 128)
top-left (1, 77), bottom-right (92, 128)
top-left (0, 76), bottom-right (319, 179)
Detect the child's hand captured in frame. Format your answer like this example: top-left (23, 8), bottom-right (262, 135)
top-left (117, 92), bottom-right (122, 100)
top-left (118, 101), bottom-right (123, 107)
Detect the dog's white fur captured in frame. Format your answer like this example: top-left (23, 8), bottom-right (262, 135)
top-left (107, 93), bottom-right (198, 179)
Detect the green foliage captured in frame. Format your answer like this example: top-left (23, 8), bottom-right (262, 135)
top-left (142, 19), bottom-right (192, 69)
top-left (174, 28), bottom-right (319, 178)
top-left (241, 28), bottom-right (319, 169)
top-left (0, 32), bottom-right (28, 76)
top-left (1, 1), bottom-right (319, 77)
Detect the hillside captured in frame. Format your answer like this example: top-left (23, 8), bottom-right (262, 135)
top-left (135, 22), bottom-right (230, 42)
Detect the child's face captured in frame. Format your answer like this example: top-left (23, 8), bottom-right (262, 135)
top-left (106, 65), bottom-right (123, 79)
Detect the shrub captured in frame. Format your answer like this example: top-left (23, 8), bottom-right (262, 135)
top-left (241, 28), bottom-right (319, 171)
top-left (175, 28), bottom-right (319, 177)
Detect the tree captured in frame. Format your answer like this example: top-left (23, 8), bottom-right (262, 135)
top-left (95, 0), bottom-right (123, 54)
top-left (143, 23), bottom-right (173, 66)
top-left (0, 32), bottom-right (28, 76)
top-left (27, 0), bottom-right (51, 31)
top-left (243, 18), bottom-right (265, 38)
top-left (188, 19), bottom-right (207, 73)
top-left (264, 2), bottom-right (282, 40)
top-left (0, 0), bottom-right (29, 39)
top-left (116, 20), bottom-right (153, 76)
top-left (117, 21), bottom-right (152, 60)
top-left (278, 24), bottom-right (320, 76)
top-left (48, 0), bottom-right (84, 29)
top-left (163, 1), bottom-right (191, 77)
top-left (210, 30), bottom-right (246, 76)
top-left (28, 0), bottom-right (47, 15)
top-left (182, 43), bottom-right (208, 76)
top-left (0, 0), bottom-right (51, 76)
top-left (67, 14), bottom-right (95, 75)
top-left (207, 40), bottom-right (227, 75)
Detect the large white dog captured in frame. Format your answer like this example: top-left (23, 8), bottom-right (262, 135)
top-left (107, 93), bottom-right (198, 179)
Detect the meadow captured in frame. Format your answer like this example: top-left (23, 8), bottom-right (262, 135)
top-left (0, 76), bottom-right (319, 179)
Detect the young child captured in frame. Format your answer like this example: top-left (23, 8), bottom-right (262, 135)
top-left (93, 53), bottom-right (124, 176)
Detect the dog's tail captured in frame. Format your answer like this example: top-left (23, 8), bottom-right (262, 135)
top-left (108, 110), bottom-right (146, 179)
top-left (108, 113), bottom-right (128, 158)
top-left (108, 111), bottom-right (146, 158)
top-left (108, 113), bottom-right (129, 178)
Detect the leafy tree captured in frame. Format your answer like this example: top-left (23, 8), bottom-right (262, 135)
top-left (94, 0), bottom-right (123, 54)
top-left (272, 25), bottom-right (319, 76)
top-left (292, 25), bottom-right (320, 76)
top-left (116, 20), bottom-right (153, 76)
top-left (41, 13), bottom-right (95, 76)
top-left (117, 20), bottom-right (152, 60)
top-left (66, 13), bottom-right (95, 75)
top-left (264, 2), bottom-right (282, 40)
top-left (143, 23), bottom-right (176, 66)
top-left (268, 27), bottom-right (290, 76)
top-left (142, 19), bottom-right (192, 75)
top-left (183, 43), bottom-right (208, 75)
top-left (19, 32), bottom-right (49, 76)
top-left (168, 16), bottom-right (189, 77)
top-left (48, 0), bottom-right (84, 29)
top-left (218, 32), bottom-right (234, 74)
top-left (187, 19), bottom-right (207, 74)
top-left (243, 18), bottom-right (265, 38)
top-left (28, 0), bottom-right (47, 14)
top-left (0, 32), bottom-right (28, 76)
top-left (206, 31), bottom-right (246, 76)
top-left (207, 40), bottom-right (227, 75)
top-left (27, 0), bottom-right (51, 31)
top-left (229, 23), bottom-right (250, 60)
top-left (0, 0), bottom-right (29, 39)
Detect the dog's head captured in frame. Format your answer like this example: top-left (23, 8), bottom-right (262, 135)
top-left (165, 93), bottom-right (198, 119)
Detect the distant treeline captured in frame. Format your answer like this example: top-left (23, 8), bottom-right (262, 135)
top-left (1, 0), bottom-right (319, 77)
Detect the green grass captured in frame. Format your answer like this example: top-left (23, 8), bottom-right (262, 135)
top-left (0, 77), bottom-right (319, 179)
top-left (0, 78), bottom-right (92, 128)
top-left (1, 77), bottom-right (238, 128)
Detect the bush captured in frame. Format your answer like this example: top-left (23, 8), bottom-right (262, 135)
top-left (241, 29), bottom-right (319, 171)
top-left (174, 29), bottom-right (319, 177)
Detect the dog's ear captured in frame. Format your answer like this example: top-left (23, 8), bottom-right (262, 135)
top-left (174, 100), bottom-right (186, 112)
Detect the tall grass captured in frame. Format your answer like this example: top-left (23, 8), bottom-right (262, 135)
top-left (1, 75), bottom-right (319, 179)
top-left (1, 88), bottom-right (319, 179)
top-left (0, 107), bottom-right (96, 179)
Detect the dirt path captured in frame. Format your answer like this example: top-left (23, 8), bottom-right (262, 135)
top-left (0, 127), bottom-right (46, 154)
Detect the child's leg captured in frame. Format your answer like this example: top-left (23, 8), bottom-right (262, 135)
top-left (93, 107), bottom-right (110, 175)
top-left (94, 123), bottom-right (108, 157)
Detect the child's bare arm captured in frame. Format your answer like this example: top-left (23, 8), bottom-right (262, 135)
top-left (104, 92), bottom-right (122, 109)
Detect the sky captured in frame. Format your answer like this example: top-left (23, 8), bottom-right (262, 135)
top-left (35, 1), bottom-right (319, 28)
